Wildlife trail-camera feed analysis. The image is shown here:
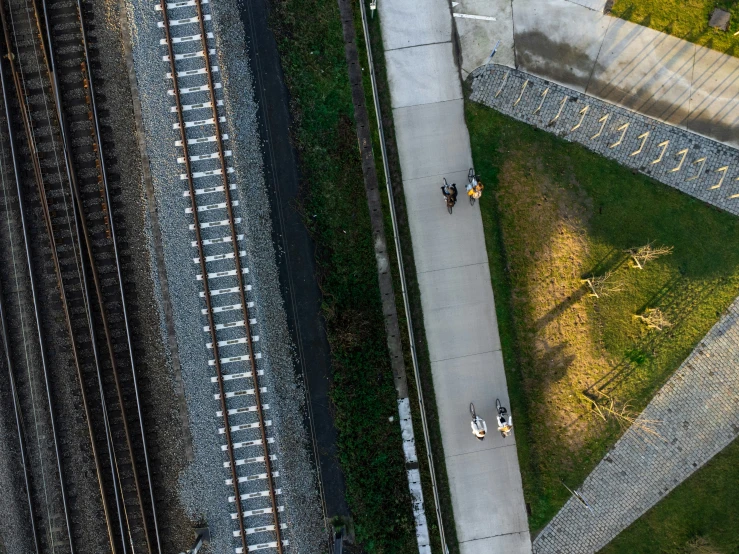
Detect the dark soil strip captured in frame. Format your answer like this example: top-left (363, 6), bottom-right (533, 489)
top-left (239, 0), bottom-right (350, 522)
top-left (334, 0), bottom-right (408, 400)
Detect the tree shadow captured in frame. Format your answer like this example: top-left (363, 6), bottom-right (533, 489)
top-left (535, 286), bottom-right (588, 330)
top-left (538, 341), bottom-right (577, 384)
top-left (581, 247), bottom-right (630, 280)
top-left (584, 277), bottom-right (722, 397)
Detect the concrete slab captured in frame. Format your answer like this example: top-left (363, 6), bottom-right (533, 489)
top-left (379, 0), bottom-right (531, 550)
top-left (392, 100), bottom-right (472, 180)
top-left (432, 350), bottom-right (510, 457)
top-left (418, 264), bottom-right (501, 361)
top-left (564, 0), bottom-right (607, 11)
top-left (402, 172), bottom-right (488, 273)
top-left (379, 0), bottom-right (452, 51)
top-left (588, 18), bottom-right (695, 127)
top-left (513, 0), bottom-right (611, 91)
top-left (446, 445), bottom-right (530, 546)
top-left (686, 48), bottom-right (739, 145)
top-left (385, 42), bottom-right (463, 108)
top-left (460, 531), bottom-right (533, 554)
top-left (452, 0), bottom-right (516, 75)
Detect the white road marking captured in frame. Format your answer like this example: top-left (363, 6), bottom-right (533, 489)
top-left (453, 12), bottom-right (496, 20)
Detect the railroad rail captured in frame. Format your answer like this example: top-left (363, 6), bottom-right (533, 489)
top-left (0, 0), bottom-right (161, 549)
top-left (157, 0), bottom-right (287, 551)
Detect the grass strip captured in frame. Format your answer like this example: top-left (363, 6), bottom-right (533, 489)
top-left (354, 6), bottom-right (460, 553)
top-left (268, 0), bottom-right (417, 551)
top-left (601, 438), bottom-right (739, 553)
top-left (465, 99), bottom-right (739, 533)
top-left (611, 0), bottom-right (739, 56)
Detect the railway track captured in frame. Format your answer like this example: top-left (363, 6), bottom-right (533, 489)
top-left (0, 0), bottom-right (161, 550)
top-left (157, 0), bottom-right (288, 551)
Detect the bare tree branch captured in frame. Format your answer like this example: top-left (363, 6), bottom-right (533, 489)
top-left (582, 390), bottom-right (663, 440)
top-left (626, 242), bottom-right (674, 269)
top-left (634, 308), bottom-right (672, 330)
top-left (582, 271), bottom-right (624, 298)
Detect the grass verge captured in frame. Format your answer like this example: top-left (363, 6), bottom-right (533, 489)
top-left (465, 99), bottom-right (739, 533)
top-left (601, 438), bottom-right (739, 553)
top-left (354, 6), bottom-right (460, 553)
top-left (269, 0), bottom-right (416, 551)
top-left (610, 0), bottom-right (739, 56)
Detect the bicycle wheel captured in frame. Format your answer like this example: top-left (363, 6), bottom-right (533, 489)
top-left (468, 167), bottom-right (475, 184)
top-left (469, 402), bottom-right (476, 419)
top-left (448, 202), bottom-right (453, 215)
top-left (469, 195), bottom-right (476, 206)
top-left (496, 398), bottom-right (501, 412)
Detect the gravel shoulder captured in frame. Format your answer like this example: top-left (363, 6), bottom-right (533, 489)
top-left (124, 0), bottom-right (325, 549)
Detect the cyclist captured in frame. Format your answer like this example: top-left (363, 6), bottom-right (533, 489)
top-left (441, 181), bottom-right (458, 205)
top-left (496, 399), bottom-right (513, 438)
top-left (471, 414), bottom-right (487, 440)
top-left (467, 178), bottom-right (484, 200)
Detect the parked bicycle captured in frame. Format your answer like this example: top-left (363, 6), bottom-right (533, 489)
top-left (466, 168), bottom-right (484, 206)
top-left (441, 178), bottom-right (458, 214)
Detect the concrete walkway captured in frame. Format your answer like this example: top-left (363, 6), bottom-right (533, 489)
top-left (453, 0), bottom-right (739, 148)
top-left (378, 1), bottom-right (531, 553)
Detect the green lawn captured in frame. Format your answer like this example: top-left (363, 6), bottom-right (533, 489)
top-left (601, 438), bottom-right (739, 553)
top-left (465, 100), bottom-right (739, 534)
top-left (269, 0), bottom-right (416, 551)
top-left (611, 0), bottom-right (739, 56)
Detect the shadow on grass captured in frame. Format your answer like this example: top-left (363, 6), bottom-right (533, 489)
top-left (585, 277), bottom-right (724, 397)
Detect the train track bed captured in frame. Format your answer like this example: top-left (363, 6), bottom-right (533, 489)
top-left (0, 0), bottom-right (194, 549)
top-left (125, 0), bottom-right (325, 550)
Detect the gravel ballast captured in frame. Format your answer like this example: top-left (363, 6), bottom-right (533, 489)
top-left (125, 0), bottom-right (325, 550)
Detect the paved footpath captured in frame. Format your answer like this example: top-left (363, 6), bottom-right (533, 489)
top-left (378, 1), bottom-right (531, 553)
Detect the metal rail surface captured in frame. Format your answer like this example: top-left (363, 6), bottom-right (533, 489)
top-left (157, 0), bottom-right (287, 551)
top-left (0, 0), bottom-right (161, 549)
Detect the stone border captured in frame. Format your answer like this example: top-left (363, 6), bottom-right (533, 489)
top-left (470, 65), bottom-right (739, 217)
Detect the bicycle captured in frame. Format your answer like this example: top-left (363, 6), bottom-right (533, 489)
top-left (442, 177), bottom-right (456, 214)
top-left (467, 167), bottom-right (483, 206)
top-left (496, 398), bottom-right (512, 438)
top-left (470, 402), bottom-right (487, 440)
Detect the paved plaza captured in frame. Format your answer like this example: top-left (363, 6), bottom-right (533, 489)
top-left (453, 0), bottom-right (739, 147)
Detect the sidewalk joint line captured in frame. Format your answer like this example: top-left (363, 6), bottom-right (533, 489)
top-left (385, 40), bottom-right (452, 53)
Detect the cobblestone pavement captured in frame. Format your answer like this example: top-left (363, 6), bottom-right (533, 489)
top-left (469, 65), bottom-right (739, 217)
top-left (470, 64), bottom-right (739, 553)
